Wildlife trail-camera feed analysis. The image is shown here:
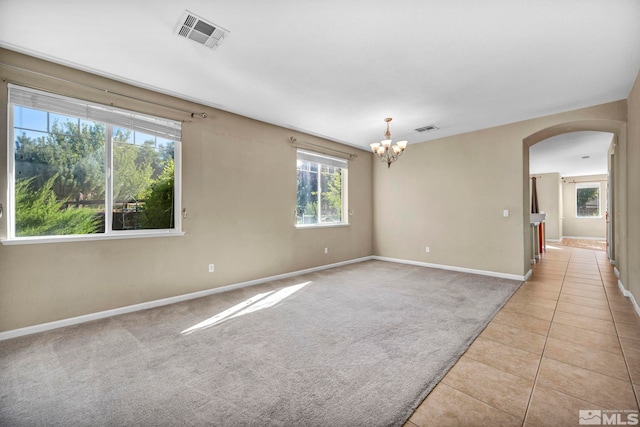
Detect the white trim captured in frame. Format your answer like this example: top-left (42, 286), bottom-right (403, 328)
top-left (545, 238), bottom-right (563, 243)
top-left (0, 256), bottom-right (373, 341)
top-left (7, 102), bottom-right (16, 238)
top-left (617, 279), bottom-right (626, 295)
top-left (2, 230), bottom-right (185, 245)
top-left (575, 182), bottom-right (602, 218)
top-left (295, 223), bottom-right (350, 229)
top-left (372, 256), bottom-right (527, 281)
top-left (628, 291), bottom-right (640, 318)
top-left (7, 86), bottom-right (183, 242)
top-left (296, 148), bottom-right (348, 228)
top-left (523, 269), bottom-right (533, 281)
top-left (614, 267), bottom-right (621, 278)
top-left (0, 255), bottom-right (534, 340)
top-left (617, 279), bottom-right (640, 318)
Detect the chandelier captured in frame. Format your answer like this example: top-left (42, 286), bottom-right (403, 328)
top-left (370, 118), bottom-right (408, 168)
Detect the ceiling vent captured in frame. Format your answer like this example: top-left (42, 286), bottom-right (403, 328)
top-left (175, 10), bottom-right (229, 49)
top-left (415, 125), bottom-right (439, 133)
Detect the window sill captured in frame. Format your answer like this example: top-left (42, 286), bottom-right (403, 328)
top-left (575, 216), bottom-right (603, 219)
top-left (295, 223), bottom-right (350, 229)
top-left (1, 230), bottom-right (185, 245)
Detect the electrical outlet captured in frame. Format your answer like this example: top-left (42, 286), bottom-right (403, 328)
top-left (425, 246), bottom-right (430, 253)
top-left (324, 247), bottom-right (329, 254)
top-left (208, 263), bottom-right (215, 273)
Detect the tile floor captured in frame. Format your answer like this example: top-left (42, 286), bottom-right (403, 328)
top-left (558, 238), bottom-right (607, 251)
top-left (406, 245), bottom-right (640, 427)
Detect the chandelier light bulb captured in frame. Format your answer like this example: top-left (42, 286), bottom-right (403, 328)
top-left (370, 117), bottom-right (409, 168)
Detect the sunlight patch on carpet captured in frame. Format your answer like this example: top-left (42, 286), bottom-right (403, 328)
top-left (181, 281), bottom-right (311, 334)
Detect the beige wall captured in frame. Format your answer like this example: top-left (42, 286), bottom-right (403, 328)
top-left (0, 50), bottom-right (374, 331)
top-left (373, 125), bottom-right (525, 275)
top-left (561, 175), bottom-right (608, 239)
top-left (626, 70), bottom-right (640, 301)
top-left (531, 173), bottom-right (562, 241)
top-left (2, 48), bottom-right (638, 333)
top-left (374, 101), bottom-right (627, 277)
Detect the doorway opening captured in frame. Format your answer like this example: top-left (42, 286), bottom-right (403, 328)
top-left (523, 121), bottom-right (622, 273)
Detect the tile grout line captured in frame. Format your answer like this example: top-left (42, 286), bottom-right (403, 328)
top-left (409, 262), bottom-right (556, 426)
top-left (436, 281), bottom-right (543, 423)
top-left (599, 253), bottom-right (640, 410)
top-left (438, 381), bottom-right (526, 423)
top-left (520, 249), bottom-right (570, 427)
top-left (409, 247), bottom-right (634, 426)
top-left (535, 250), bottom-right (639, 411)
top-left (437, 255), bottom-right (561, 426)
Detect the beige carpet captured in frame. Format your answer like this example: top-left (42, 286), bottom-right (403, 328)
top-left (0, 260), bottom-right (521, 426)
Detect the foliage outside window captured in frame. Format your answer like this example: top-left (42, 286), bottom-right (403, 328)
top-left (576, 183), bottom-right (600, 218)
top-left (7, 84), bottom-right (182, 241)
top-left (296, 150), bottom-right (347, 226)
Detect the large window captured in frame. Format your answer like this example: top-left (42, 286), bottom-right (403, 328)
top-left (576, 182), bottom-right (601, 218)
top-left (7, 84), bottom-right (182, 242)
top-left (296, 150), bottom-right (347, 226)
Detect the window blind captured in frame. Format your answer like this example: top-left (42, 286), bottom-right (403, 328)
top-left (297, 149), bottom-right (348, 169)
top-left (8, 84), bottom-right (182, 141)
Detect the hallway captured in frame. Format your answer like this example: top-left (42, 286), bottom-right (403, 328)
top-left (407, 245), bottom-right (640, 426)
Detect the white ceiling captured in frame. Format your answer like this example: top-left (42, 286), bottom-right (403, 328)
top-left (0, 0), bottom-right (639, 155)
top-left (530, 131), bottom-right (612, 177)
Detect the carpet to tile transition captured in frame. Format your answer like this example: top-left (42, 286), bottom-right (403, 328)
top-left (0, 260), bottom-right (521, 426)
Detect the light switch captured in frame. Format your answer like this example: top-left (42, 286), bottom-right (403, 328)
top-left (503, 209), bottom-right (510, 217)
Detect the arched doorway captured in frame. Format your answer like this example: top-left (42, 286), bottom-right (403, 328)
top-left (530, 131), bottom-right (613, 251)
top-left (522, 119), bottom-right (626, 272)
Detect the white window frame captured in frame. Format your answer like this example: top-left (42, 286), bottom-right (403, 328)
top-left (296, 149), bottom-right (348, 228)
top-left (3, 84), bottom-right (184, 245)
top-left (575, 182), bottom-right (601, 219)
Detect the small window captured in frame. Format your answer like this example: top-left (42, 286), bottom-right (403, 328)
top-left (7, 84), bottom-right (182, 242)
top-left (576, 183), bottom-right (600, 218)
top-left (296, 149), bottom-right (347, 226)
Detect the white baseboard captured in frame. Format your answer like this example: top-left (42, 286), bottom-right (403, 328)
top-left (0, 255), bottom-right (535, 341)
top-left (617, 279), bottom-right (640, 318)
top-left (614, 268), bottom-right (640, 317)
top-left (0, 256), bottom-right (374, 341)
top-left (372, 256), bottom-right (528, 281)
top-left (545, 238), bottom-right (562, 243)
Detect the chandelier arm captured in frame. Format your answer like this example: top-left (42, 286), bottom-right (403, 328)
top-left (372, 117), bottom-right (408, 168)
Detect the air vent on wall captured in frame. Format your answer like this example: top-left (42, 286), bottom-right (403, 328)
top-left (415, 125), bottom-right (439, 133)
top-left (175, 10), bottom-right (229, 49)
